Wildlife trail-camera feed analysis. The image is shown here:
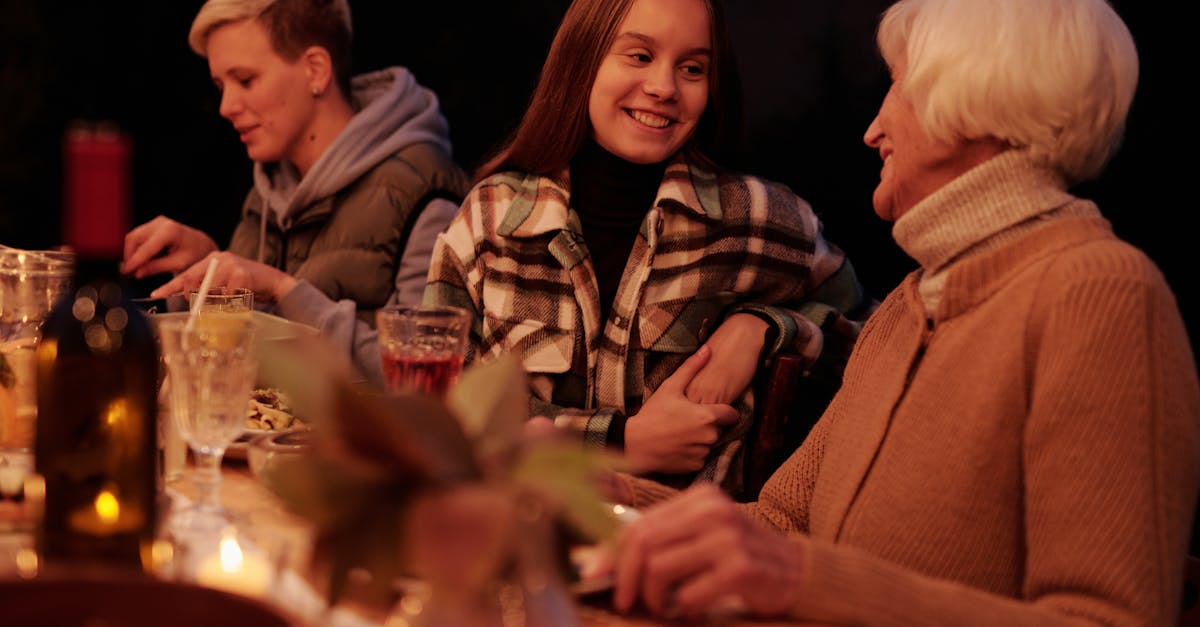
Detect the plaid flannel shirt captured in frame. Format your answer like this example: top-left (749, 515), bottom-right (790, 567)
top-left (425, 155), bottom-right (870, 492)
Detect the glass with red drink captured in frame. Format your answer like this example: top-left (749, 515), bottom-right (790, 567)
top-left (376, 305), bottom-right (470, 397)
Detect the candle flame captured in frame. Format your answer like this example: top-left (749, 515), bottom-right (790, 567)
top-left (104, 398), bottom-right (128, 427)
top-left (95, 488), bottom-right (120, 524)
top-left (150, 539), bottom-right (175, 574)
top-left (15, 548), bottom-right (38, 579)
top-left (36, 337), bottom-right (57, 361)
top-left (219, 533), bottom-right (245, 573)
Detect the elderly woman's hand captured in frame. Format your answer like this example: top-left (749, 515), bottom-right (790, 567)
top-left (685, 313), bottom-right (769, 405)
top-left (122, 215), bottom-right (220, 279)
top-left (611, 484), bottom-right (803, 619)
top-left (149, 251), bottom-right (299, 303)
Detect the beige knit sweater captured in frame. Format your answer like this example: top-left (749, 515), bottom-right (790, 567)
top-left (624, 152), bottom-right (1200, 625)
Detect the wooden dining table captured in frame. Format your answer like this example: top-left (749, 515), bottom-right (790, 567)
top-left (193, 461), bottom-right (818, 627)
top-left (0, 459), bottom-right (825, 626)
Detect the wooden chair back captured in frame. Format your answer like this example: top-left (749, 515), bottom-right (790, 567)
top-left (740, 353), bottom-right (837, 502)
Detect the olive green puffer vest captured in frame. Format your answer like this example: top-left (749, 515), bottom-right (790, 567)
top-left (227, 142), bottom-right (469, 327)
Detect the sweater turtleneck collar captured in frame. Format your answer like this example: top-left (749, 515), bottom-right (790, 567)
top-left (570, 138), bottom-right (666, 227)
top-left (891, 149), bottom-right (1100, 314)
top-left (892, 150), bottom-right (1082, 273)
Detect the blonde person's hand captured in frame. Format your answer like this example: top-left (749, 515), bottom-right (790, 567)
top-left (122, 215), bottom-right (219, 279)
top-left (612, 484), bottom-right (803, 619)
top-left (623, 345), bottom-right (740, 474)
top-left (150, 251), bottom-right (298, 303)
top-left (685, 313), bottom-right (769, 404)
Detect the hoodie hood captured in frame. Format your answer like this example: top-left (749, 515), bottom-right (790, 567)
top-left (252, 66), bottom-right (453, 229)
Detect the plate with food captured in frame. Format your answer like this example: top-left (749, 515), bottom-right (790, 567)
top-left (226, 387), bottom-right (307, 460)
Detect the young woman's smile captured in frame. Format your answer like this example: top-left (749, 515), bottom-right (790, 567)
top-left (588, 0), bottom-right (712, 164)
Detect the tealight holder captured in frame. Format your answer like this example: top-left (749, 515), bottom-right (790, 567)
top-left (157, 524), bottom-right (283, 600)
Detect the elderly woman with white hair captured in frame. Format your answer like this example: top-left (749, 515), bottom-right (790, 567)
top-left (598, 0), bottom-right (1200, 623)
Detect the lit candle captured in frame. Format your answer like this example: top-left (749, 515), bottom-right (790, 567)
top-left (67, 486), bottom-right (144, 535)
top-left (194, 530), bottom-right (273, 597)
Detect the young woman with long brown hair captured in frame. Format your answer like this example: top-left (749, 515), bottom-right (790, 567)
top-left (426, 0), bottom-right (873, 496)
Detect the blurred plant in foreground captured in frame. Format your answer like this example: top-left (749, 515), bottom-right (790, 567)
top-left (253, 337), bottom-right (619, 624)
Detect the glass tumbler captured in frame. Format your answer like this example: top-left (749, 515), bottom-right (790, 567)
top-left (0, 247), bottom-right (73, 520)
top-left (376, 305), bottom-right (470, 397)
top-left (187, 287), bottom-right (253, 316)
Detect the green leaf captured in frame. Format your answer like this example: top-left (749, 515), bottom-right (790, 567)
top-left (447, 353), bottom-right (529, 461)
top-left (510, 442), bottom-right (620, 543)
top-left (253, 335), bottom-right (344, 430)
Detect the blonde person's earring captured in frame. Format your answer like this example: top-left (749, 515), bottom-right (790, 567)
top-left (310, 86), bottom-right (320, 97)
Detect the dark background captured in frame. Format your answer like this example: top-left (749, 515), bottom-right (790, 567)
top-left (0, 1), bottom-right (1189, 344)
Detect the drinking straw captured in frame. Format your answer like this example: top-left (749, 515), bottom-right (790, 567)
top-left (185, 257), bottom-right (220, 335)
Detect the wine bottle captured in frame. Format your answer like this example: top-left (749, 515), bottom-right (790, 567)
top-left (34, 121), bottom-right (159, 570)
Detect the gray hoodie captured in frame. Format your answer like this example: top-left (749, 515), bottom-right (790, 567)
top-left (250, 65), bottom-right (454, 247)
top-left (266, 66), bottom-right (465, 385)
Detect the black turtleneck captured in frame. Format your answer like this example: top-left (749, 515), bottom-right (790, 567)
top-left (570, 138), bottom-right (666, 325)
top-left (570, 139), bottom-right (666, 450)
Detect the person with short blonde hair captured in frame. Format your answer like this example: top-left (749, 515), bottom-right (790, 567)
top-left (601, 0), bottom-right (1200, 623)
top-left (123, 0), bottom-right (469, 385)
top-left (188, 0), bottom-right (354, 100)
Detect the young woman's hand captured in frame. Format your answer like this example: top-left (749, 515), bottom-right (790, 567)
top-left (685, 313), bottom-right (768, 404)
top-left (611, 484), bottom-right (803, 619)
top-left (122, 215), bottom-right (219, 279)
top-left (624, 346), bottom-right (740, 474)
top-left (149, 251), bottom-right (299, 304)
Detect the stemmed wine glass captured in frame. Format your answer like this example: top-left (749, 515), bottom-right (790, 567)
top-left (157, 315), bottom-right (257, 531)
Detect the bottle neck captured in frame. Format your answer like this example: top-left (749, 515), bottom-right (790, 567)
top-left (61, 122), bottom-right (133, 262)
